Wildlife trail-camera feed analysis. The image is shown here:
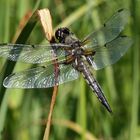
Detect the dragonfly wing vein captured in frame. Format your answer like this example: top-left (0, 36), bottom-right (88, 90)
top-left (3, 64), bottom-right (79, 88)
top-left (0, 43), bottom-right (68, 64)
top-left (89, 36), bottom-right (133, 70)
top-left (82, 9), bottom-right (130, 48)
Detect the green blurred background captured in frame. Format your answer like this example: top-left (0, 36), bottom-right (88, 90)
top-left (0, 0), bottom-right (139, 140)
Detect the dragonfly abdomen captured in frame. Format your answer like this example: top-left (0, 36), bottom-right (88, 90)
top-left (78, 61), bottom-right (112, 113)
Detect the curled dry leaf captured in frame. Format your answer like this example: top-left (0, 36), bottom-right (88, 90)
top-left (37, 9), bottom-right (53, 41)
top-left (37, 8), bottom-right (58, 140)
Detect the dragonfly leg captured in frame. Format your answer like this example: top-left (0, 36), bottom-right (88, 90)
top-left (60, 55), bottom-right (75, 65)
top-left (83, 50), bottom-right (96, 56)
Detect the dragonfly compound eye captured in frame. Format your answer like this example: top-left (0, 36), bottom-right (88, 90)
top-left (55, 27), bottom-right (70, 43)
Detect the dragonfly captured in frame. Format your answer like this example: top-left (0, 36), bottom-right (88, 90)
top-left (0, 9), bottom-right (133, 113)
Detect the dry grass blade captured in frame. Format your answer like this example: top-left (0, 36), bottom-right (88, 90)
top-left (37, 8), bottom-right (58, 140)
top-left (37, 9), bottom-right (53, 41)
top-left (53, 119), bottom-right (97, 140)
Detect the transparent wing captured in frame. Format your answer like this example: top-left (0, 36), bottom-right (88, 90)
top-left (89, 36), bottom-right (133, 70)
top-left (0, 43), bottom-right (69, 64)
top-left (3, 64), bottom-right (79, 88)
top-left (82, 9), bottom-right (130, 47)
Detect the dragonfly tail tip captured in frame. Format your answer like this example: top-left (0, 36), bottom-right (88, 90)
top-left (102, 101), bottom-right (112, 113)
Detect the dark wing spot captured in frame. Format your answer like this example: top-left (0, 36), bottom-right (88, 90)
top-left (118, 9), bottom-right (124, 13)
top-left (0, 43), bottom-right (8, 46)
top-left (31, 45), bottom-right (35, 48)
top-left (104, 44), bottom-right (107, 47)
top-left (42, 66), bottom-right (46, 68)
top-left (92, 51), bottom-right (96, 55)
top-left (120, 35), bottom-right (127, 38)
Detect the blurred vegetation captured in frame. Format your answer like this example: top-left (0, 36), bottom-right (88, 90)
top-left (0, 0), bottom-right (139, 140)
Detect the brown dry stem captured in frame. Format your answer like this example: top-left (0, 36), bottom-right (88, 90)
top-left (37, 8), bottom-right (58, 140)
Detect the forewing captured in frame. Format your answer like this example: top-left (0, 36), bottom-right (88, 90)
top-left (90, 36), bottom-right (133, 70)
top-left (82, 9), bottom-right (130, 47)
top-left (0, 43), bottom-right (68, 64)
top-left (3, 64), bottom-right (79, 88)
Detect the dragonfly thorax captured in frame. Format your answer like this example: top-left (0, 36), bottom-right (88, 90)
top-left (72, 47), bottom-right (83, 57)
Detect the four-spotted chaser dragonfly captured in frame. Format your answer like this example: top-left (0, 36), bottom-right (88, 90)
top-left (0, 9), bottom-right (133, 112)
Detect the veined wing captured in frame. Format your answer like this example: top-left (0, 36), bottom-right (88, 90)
top-left (0, 43), bottom-right (69, 64)
top-left (87, 36), bottom-right (133, 70)
top-left (82, 9), bottom-right (130, 47)
top-left (3, 64), bottom-right (79, 88)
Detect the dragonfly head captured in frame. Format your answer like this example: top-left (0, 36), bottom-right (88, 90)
top-left (55, 27), bottom-right (70, 43)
